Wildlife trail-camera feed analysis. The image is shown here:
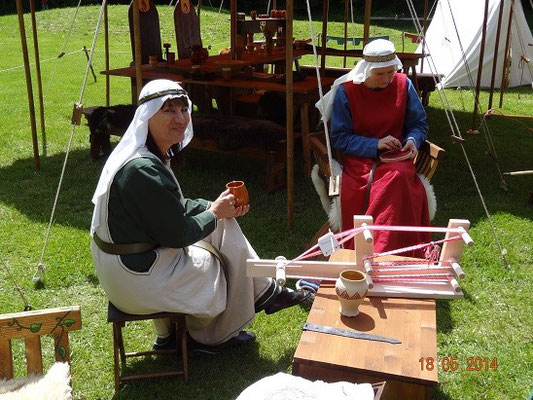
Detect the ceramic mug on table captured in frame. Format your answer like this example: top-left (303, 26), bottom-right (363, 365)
top-left (226, 181), bottom-right (249, 207)
top-left (335, 269), bottom-right (369, 317)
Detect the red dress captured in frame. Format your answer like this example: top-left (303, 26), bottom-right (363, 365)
top-left (340, 74), bottom-right (431, 256)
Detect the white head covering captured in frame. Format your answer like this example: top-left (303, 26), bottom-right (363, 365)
top-left (90, 79), bottom-right (193, 235)
top-left (315, 39), bottom-right (403, 122)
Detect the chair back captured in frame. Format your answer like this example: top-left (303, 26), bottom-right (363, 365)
top-left (174, 0), bottom-right (202, 60)
top-left (0, 306), bottom-right (82, 380)
top-left (128, 0), bottom-right (163, 64)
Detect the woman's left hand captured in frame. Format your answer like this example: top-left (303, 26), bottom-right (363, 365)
top-left (402, 139), bottom-right (417, 158)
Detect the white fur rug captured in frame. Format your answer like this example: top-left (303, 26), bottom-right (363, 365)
top-left (311, 162), bottom-right (437, 231)
top-left (236, 372), bottom-right (374, 400)
top-left (0, 362), bottom-right (72, 400)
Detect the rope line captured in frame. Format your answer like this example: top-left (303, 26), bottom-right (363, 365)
top-left (0, 49), bottom-right (83, 74)
top-left (33, 0), bottom-right (108, 282)
top-left (1, 256), bottom-right (32, 310)
top-left (405, 0), bottom-right (510, 269)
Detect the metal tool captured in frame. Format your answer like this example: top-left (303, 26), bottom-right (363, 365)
top-left (302, 323), bottom-right (401, 344)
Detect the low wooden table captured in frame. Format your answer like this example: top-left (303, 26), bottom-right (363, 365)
top-left (292, 250), bottom-right (438, 399)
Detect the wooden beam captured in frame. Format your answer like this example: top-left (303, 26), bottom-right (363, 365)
top-left (132, 0), bottom-right (143, 102)
top-left (499, 0), bottom-right (514, 108)
top-left (104, 1), bottom-right (110, 106)
top-left (230, 0), bottom-right (236, 60)
top-left (320, 0), bottom-right (329, 74)
top-left (25, 336), bottom-right (43, 375)
top-left (29, 0), bottom-right (46, 157)
top-left (470, 0), bottom-right (490, 132)
top-left (363, 0), bottom-right (372, 47)
top-left (488, 0), bottom-right (505, 109)
top-left (15, 0), bottom-right (40, 170)
top-left (286, 0), bottom-right (294, 228)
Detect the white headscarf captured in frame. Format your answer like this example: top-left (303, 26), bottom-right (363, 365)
top-left (90, 79), bottom-right (193, 235)
top-left (315, 39), bottom-right (403, 123)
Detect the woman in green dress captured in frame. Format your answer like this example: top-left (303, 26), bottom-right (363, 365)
top-left (90, 79), bottom-right (310, 354)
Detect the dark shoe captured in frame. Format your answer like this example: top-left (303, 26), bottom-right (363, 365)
top-left (264, 287), bottom-right (313, 315)
top-left (189, 331), bottom-right (256, 355)
top-left (152, 326), bottom-right (177, 351)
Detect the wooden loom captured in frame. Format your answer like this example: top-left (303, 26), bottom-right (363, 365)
top-left (246, 216), bottom-right (472, 299)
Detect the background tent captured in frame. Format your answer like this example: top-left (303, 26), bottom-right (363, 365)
top-left (416, 0), bottom-right (532, 88)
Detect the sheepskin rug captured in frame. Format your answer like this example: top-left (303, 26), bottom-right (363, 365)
top-left (0, 362), bottom-right (72, 400)
top-left (311, 162), bottom-right (437, 231)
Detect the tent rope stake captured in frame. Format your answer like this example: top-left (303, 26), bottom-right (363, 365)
top-left (33, 0), bottom-right (109, 283)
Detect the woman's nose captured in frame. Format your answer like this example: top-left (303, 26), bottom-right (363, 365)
top-left (173, 111), bottom-right (186, 123)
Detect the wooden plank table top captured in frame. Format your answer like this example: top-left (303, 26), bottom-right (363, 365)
top-left (293, 250), bottom-right (438, 387)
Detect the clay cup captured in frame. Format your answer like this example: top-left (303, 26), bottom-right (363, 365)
top-left (226, 181), bottom-right (249, 207)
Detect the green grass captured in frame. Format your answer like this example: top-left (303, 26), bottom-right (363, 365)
top-left (1, 5), bottom-right (532, 399)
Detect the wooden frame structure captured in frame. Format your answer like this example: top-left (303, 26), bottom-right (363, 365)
top-left (247, 216), bottom-right (472, 299)
top-left (0, 306), bottom-right (82, 380)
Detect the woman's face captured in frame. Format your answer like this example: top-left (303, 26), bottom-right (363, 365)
top-left (148, 97), bottom-right (190, 152)
top-left (365, 65), bottom-right (397, 89)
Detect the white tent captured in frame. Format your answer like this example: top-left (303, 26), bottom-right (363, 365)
top-left (416, 0), bottom-right (533, 88)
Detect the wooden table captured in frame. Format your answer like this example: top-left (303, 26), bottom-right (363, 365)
top-left (292, 250), bottom-right (438, 399)
top-left (103, 60), bottom-right (335, 225)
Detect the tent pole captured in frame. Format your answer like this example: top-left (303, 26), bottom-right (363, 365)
top-left (320, 0), bottom-right (329, 75)
top-left (104, 1), bottom-right (110, 106)
top-left (343, 0), bottom-right (348, 68)
top-left (230, 0), bottom-right (236, 60)
top-left (469, 0), bottom-right (490, 134)
top-left (286, 0), bottom-right (294, 229)
top-left (29, 0), bottom-right (46, 157)
top-left (132, 0), bottom-right (143, 103)
top-left (15, 0), bottom-right (40, 170)
top-left (487, 0), bottom-right (505, 110)
top-left (363, 0), bottom-right (371, 46)
top-left (420, 0), bottom-right (429, 73)
top-left (499, 0), bottom-right (514, 109)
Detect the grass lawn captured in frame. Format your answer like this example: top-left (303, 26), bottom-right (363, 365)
top-left (0, 4), bottom-right (532, 399)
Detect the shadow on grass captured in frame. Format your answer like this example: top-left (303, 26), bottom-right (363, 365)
top-left (111, 341), bottom-right (297, 400)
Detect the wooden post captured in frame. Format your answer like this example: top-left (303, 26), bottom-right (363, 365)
top-left (230, 0), bottom-right (236, 61)
top-left (420, 0), bottom-right (429, 73)
top-left (499, 0), bottom-right (514, 108)
top-left (104, 1), bottom-right (110, 106)
top-left (286, 0), bottom-right (294, 229)
top-left (15, 0), bottom-right (40, 170)
top-left (29, 0), bottom-right (46, 157)
top-left (469, 0), bottom-right (490, 134)
top-left (363, 0), bottom-right (372, 47)
top-left (488, 0), bottom-right (505, 110)
top-left (320, 0), bottom-right (328, 75)
top-left (132, 0), bottom-right (143, 102)
top-left (353, 215), bottom-right (374, 266)
top-left (343, 0), bottom-right (348, 68)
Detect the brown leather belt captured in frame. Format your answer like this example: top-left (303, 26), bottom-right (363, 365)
top-left (92, 233), bottom-right (158, 255)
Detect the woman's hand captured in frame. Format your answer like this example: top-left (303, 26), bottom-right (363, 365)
top-left (209, 189), bottom-right (250, 219)
top-left (401, 138), bottom-right (418, 158)
top-left (378, 135), bottom-right (402, 151)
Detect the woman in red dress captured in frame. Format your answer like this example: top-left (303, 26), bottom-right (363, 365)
top-left (317, 39), bottom-right (431, 256)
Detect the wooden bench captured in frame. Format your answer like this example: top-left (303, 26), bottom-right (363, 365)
top-left (0, 306), bottom-right (82, 380)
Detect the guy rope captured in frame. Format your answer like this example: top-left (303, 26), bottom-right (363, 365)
top-left (32, 0), bottom-right (109, 283)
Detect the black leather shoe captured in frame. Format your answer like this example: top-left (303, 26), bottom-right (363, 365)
top-left (152, 326), bottom-right (176, 351)
top-left (264, 287), bottom-right (313, 315)
top-left (189, 331), bottom-right (256, 355)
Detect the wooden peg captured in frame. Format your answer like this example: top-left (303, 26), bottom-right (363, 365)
top-left (363, 259), bottom-right (373, 276)
top-left (328, 174), bottom-right (340, 197)
top-left (458, 227), bottom-right (474, 246)
top-left (366, 274), bottom-right (374, 289)
top-left (275, 256), bottom-right (286, 286)
top-left (449, 259), bottom-right (466, 279)
top-left (449, 277), bottom-right (462, 293)
top-left (71, 102), bottom-right (83, 125)
top-left (361, 223), bottom-right (373, 243)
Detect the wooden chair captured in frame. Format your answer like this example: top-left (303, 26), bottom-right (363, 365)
top-left (173, 0), bottom-right (202, 60)
top-left (0, 306), bottom-right (82, 380)
top-left (107, 302), bottom-right (188, 392)
top-left (308, 131), bottom-right (445, 248)
top-left (128, 0), bottom-right (163, 65)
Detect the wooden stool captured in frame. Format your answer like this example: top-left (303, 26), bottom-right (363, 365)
top-left (107, 302), bottom-right (188, 391)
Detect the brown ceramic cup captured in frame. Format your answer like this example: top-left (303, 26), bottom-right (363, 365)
top-left (226, 181), bottom-right (249, 207)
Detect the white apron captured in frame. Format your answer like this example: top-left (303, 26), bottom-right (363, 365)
top-left (91, 147), bottom-right (272, 345)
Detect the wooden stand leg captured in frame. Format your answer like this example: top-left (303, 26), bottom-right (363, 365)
top-left (112, 323), bottom-right (121, 391)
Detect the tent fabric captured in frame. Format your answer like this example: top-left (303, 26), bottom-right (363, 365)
top-left (416, 0), bottom-right (533, 88)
